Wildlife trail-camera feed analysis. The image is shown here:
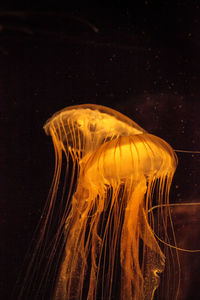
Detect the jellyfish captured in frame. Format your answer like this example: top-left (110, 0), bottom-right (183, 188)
top-left (18, 104), bottom-right (178, 300)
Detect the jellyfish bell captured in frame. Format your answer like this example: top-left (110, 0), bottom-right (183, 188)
top-left (43, 104), bottom-right (145, 156)
top-left (80, 133), bottom-right (177, 185)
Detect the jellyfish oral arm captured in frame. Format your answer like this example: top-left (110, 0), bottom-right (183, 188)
top-left (120, 180), bottom-right (147, 300)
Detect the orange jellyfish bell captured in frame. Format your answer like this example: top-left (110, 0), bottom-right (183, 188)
top-left (43, 104), bottom-right (146, 154)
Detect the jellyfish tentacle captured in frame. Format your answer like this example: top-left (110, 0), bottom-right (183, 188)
top-left (148, 202), bottom-right (200, 252)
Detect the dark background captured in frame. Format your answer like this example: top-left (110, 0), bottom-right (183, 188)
top-left (1, 2), bottom-right (200, 299)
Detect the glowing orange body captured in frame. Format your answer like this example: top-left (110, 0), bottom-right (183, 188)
top-left (43, 105), bottom-right (177, 300)
top-left (18, 104), bottom-right (187, 300)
